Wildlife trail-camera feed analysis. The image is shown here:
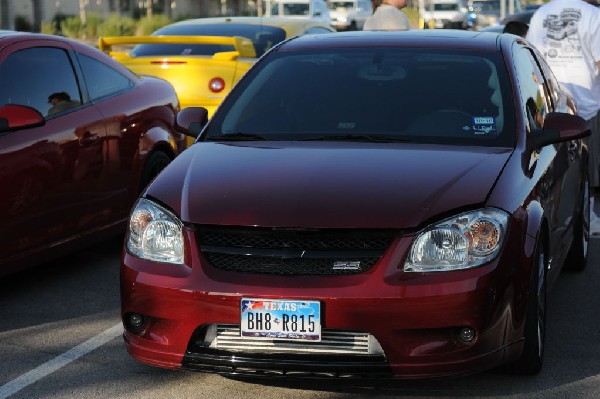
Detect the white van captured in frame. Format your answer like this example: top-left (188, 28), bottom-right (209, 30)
top-left (328, 0), bottom-right (373, 31)
top-left (420, 0), bottom-right (469, 29)
top-left (266, 0), bottom-right (332, 25)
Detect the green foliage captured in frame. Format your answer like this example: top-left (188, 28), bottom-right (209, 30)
top-left (84, 12), bottom-right (102, 38)
top-left (60, 13), bottom-right (171, 39)
top-left (41, 22), bottom-right (56, 35)
top-left (61, 16), bottom-right (82, 38)
top-left (175, 13), bottom-right (195, 22)
top-left (135, 15), bottom-right (172, 35)
top-left (98, 14), bottom-right (136, 36)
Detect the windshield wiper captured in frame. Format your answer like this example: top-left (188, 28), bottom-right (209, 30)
top-left (206, 132), bottom-right (271, 141)
top-left (298, 134), bottom-right (412, 143)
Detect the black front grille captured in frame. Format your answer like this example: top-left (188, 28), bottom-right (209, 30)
top-left (204, 253), bottom-right (380, 275)
top-left (200, 231), bottom-right (392, 250)
top-left (196, 226), bottom-right (396, 276)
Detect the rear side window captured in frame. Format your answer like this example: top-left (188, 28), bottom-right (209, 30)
top-left (78, 53), bottom-right (133, 100)
top-left (0, 47), bottom-right (81, 117)
top-left (130, 24), bottom-right (287, 58)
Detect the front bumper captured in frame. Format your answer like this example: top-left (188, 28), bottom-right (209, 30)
top-left (121, 229), bottom-right (530, 379)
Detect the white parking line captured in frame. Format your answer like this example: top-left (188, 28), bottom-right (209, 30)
top-left (0, 323), bottom-right (123, 399)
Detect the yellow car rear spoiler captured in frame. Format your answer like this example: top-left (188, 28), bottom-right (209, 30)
top-left (98, 35), bottom-right (257, 61)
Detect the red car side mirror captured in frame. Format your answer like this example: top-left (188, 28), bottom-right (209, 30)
top-left (531, 112), bottom-right (590, 149)
top-left (0, 104), bottom-right (45, 132)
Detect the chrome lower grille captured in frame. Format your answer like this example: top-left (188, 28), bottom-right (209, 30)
top-left (199, 324), bottom-right (384, 356)
top-left (183, 324), bottom-right (392, 378)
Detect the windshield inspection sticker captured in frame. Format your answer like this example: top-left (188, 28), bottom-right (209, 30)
top-left (472, 116), bottom-right (497, 135)
top-left (337, 122), bottom-right (356, 129)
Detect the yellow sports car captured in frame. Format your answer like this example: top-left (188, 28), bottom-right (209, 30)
top-left (99, 17), bottom-right (335, 128)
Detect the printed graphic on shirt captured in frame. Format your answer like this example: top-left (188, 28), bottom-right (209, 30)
top-left (542, 8), bottom-right (582, 58)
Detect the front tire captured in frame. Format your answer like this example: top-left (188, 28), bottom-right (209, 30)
top-left (564, 176), bottom-right (589, 271)
top-left (511, 238), bottom-right (547, 375)
top-left (139, 151), bottom-right (172, 193)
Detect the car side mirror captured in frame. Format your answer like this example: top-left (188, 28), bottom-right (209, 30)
top-left (0, 104), bottom-right (45, 133)
top-left (531, 112), bottom-right (590, 149)
top-left (175, 107), bottom-right (209, 138)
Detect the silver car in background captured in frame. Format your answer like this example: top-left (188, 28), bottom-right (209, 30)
top-left (328, 0), bottom-right (373, 30)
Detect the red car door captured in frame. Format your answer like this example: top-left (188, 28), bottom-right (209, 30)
top-left (0, 40), bottom-right (107, 264)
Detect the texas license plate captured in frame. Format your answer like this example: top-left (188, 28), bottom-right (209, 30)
top-left (240, 298), bottom-right (321, 341)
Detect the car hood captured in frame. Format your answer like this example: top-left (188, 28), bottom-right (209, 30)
top-left (147, 142), bottom-right (512, 229)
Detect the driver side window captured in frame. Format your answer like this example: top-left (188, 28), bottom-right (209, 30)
top-left (0, 47), bottom-right (81, 118)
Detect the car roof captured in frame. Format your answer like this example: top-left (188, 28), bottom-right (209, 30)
top-left (0, 30), bottom-right (38, 41)
top-left (279, 30), bottom-right (504, 52)
top-left (0, 31), bottom-right (81, 51)
top-left (0, 30), bottom-right (76, 43)
top-left (0, 30), bottom-right (19, 38)
top-left (167, 16), bottom-right (331, 30)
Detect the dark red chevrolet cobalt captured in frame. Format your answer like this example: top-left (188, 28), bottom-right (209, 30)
top-left (0, 32), bottom-right (190, 277)
top-left (121, 30), bottom-right (590, 378)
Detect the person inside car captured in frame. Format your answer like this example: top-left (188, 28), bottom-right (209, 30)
top-left (47, 91), bottom-right (80, 115)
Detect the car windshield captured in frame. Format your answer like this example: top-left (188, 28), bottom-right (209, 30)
top-left (205, 47), bottom-right (515, 147)
top-left (329, 1), bottom-right (355, 10)
top-left (471, 0), bottom-right (500, 11)
top-left (434, 3), bottom-right (460, 11)
top-left (271, 3), bottom-right (311, 16)
top-left (130, 23), bottom-right (287, 58)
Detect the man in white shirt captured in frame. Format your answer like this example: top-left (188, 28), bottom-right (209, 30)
top-left (363, 0), bottom-right (411, 30)
top-left (526, 0), bottom-right (600, 232)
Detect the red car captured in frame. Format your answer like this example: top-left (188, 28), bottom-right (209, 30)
top-left (0, 31), bottom-right (192, 277)
top-left (121, 30), bottom-right (590, 378)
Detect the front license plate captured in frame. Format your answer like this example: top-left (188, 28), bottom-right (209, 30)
top-left (240, 298), bottom-right (321, 341)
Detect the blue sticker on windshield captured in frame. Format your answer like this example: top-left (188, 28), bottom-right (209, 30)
top-left (472, 116), bottom-right (496, 135)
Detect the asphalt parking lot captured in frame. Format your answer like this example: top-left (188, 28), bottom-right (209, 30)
top-left (1, 237), bottom-right (600, 399)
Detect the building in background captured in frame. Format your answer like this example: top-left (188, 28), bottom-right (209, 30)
top-left (0, 0), bottom-right (256, 31)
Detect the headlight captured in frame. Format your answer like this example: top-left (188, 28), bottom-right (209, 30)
top-left (404, 208), bottom-right (509, 272)
top-left (127, 198), bottom-right (184, 264)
